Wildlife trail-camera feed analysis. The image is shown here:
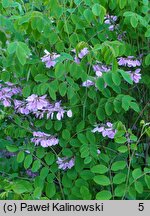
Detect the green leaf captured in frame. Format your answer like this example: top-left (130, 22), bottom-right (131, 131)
top-left (130, 16), bottom-right (138, 28)
top-left (34, 74), bottom-right (49, 83)
top-left (130, 102), bottom-right (140, 112)
top-left (112, 72), bottom-right (121, 86)
top-left (22, 85), bottom-right (31, 97)
top-left (93, 175), bottom-right (111, 186)
top-left (62, 129), bottom-right (71, 140)
top-left (84, 156), bottom-right (92, 164)
top-left (80, 186), bottom-right (91, 200)
top-left (33, 187), bottom-right (42, 199)
top-left (31, 160), bottom-right (41, 172)
top-left (36, 147), bottom-right (45, 159)
top-left (96, 77), bottom-right (105, 91)
top-left (113, 173), bottom-right (126, 184)
top-left (49, 86), bottom-right (56, 100)
top-left (145, 175), bottom-right (150, 189)
top-left (76, 120), bottom-right (85, 132)
top-left (45, 183), bottom-right (56, 198)
top-left (119, 0), bottom-right (127, 9)
top-left (103, 72), bottom-right (113, 87)
top-left (92, 4), bottom-right (106, 23)
top-left (96, 107), bottom-right (105, 121)
top-left (1, 71), bottom-right (10, 82)
top-left (134, 181), bottom-right (143, 194)
top-left (132, 168), bottom-right (142, 179)
top-left (83, 9), bottom-right (94, 23)
top-left (105, 101), bottom-right (113, 116)
top-left (12, 181), bottom-right (31, 194)
top-left (6, 145), bottom-right (18, 152)
top-left (117, 146), bottom-right (128, 153)
top-left (96, 190), bottom-right (112, 200)
top-left (119, 70), bottom-right (133, 84)
top-left (111, 161), bottom-right (126, 171)
top-left (55, 62), bottom-right (66, 78)
top-left (44, 153), bottom-right (55, 166)
top-left (40, 167), bottom-right (49, 179)
top-left (7, 42), bottom-right (17, 54)
top-left (114, 184), bottom-right (126, 197)
top-left (91, 165), bottom-right (108, 174)
top-left (59, 82), bottom-right (67, 96)
top-left (145, 54), bottom-right (150, 65)
top-left (122, 95), bottom-right (131, 111)
top-left (62, 148), bottom-right (73, 157)
top-left (54, 121), bottom-right (62, 131)
top-left (115, 136), bottom-right (127, 144)
top-left (17, 151), bottom-right (25, 163)
top-left (49, 32), bottom-right (58, 44)
top-left (145, 28), bottom-right (150, 37)
top-left (16, 43), bottom-right (29, 65)
top-left (24, 155), bottom-right (33, 169)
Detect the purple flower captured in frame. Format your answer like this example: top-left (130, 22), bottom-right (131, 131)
top-left (93, 65), bottom-right (103, 77)
top-left (72, 47), bottom-right (89, 64)
top-left (26, 170), bottom-right (38, 178)
top-left (104, 19), bottom-right (111, 24)
top-left (93, 63), bottom-right (110, 77)
top-left (26, 94), bottom-right (49, 111)
top-left (128, 69), bottom-right (142, 83)
top-left (82, 80), bottom-right (95, 87)
top-left (41, 49), bottom-right (60, 68)
top-left (0, 82), bottom-right (22, 107)
top-left (78, 47), bottom-right (89, 58)
top-left (92, 122), bottom-right (116, 139)
top-left (104, 14), bottom-right (118, 31)
top-left (14, 99), bottom-right (30, 115)
top-left (109, 25), bottom-right (115, 31)
top-left (3, 99), bottom-right (11, 107)
top-left (118, 56), bottom-right (141, 67)
top-left (31, 131), bottom-right (59, 147)
top-left (56, 157), bottom-right (75, 170)
top-left (74, 56), bottom-right (80, 64)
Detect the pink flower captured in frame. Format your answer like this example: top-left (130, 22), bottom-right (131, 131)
top-left (41, 50), bottom-right (60, 68)
top-left (92, 122), bottom-right (116, 139)
top-left (78, 47), bottom-right (89, 58)
top-left (31, 131), bottom-right (59, 147)
top-left (129, 69), bottom-right (141, 83)
top-left (56, 157), bottom-right (75, 170)
top-left (82, 80), bottom-right (95, 87)
top-left (26, 94), bottom-right (48, 111)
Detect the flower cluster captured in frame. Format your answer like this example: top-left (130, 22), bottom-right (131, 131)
top-left (93, 63), bottom-right (111, 77)
top-left (82, 80), bottom-right (95, 87)
top-left (92, 122), bottom-right (117, 139)
top-left (26, 169), bottom-right (38, 178)
top-left (72, 47), bottom-right (89, 64)
top-left (104, 14), bottom-right (118, 31)
top-left (0, 81), bottom-right (22, 107)
top-left (31, 131), bottom-right (59, 147)
top-left (118, 56), bottom-right (141, 67)
top-left (41, 49), bottom-right (60, 68)
top-left (118, 56), bottom-right (142, 83)
top-left (127, 69), bottom-right (142, 83)
top-left (82, 62), bottom-right (111, 88)
top-left (56, 157), bottom-right (75, 170)
top-left (14, 94), bottom-right (72, 120)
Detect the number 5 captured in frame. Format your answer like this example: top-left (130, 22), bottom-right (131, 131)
top-left (138, 203), bottom-right (144, 211)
